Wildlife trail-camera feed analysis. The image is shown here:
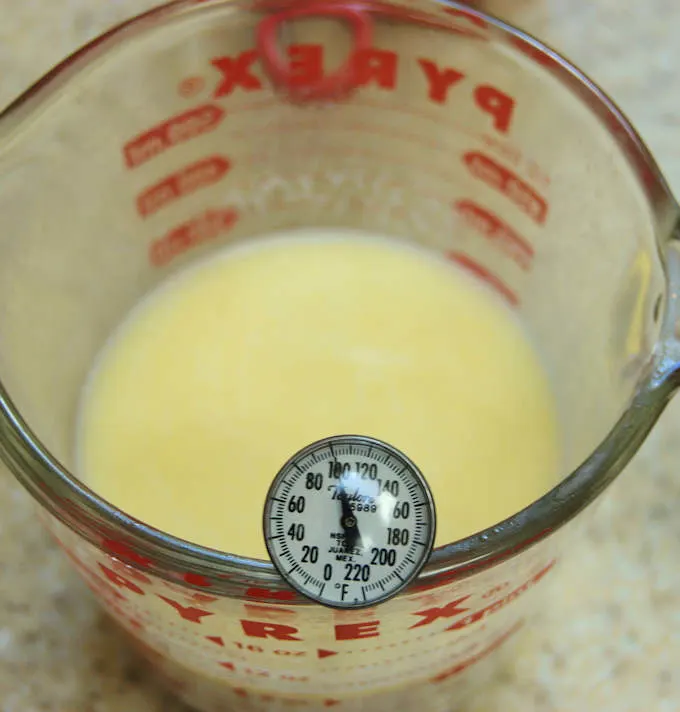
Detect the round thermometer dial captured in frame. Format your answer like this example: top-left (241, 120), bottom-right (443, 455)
top-left (263, 435), bottom-right (436, 609)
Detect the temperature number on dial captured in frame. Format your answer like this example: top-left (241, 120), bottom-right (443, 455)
top-left (263, 435), bottom-right (436, 609)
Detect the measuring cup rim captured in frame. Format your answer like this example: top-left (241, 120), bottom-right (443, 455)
top-left (1, 0), bottom-right (679, 596)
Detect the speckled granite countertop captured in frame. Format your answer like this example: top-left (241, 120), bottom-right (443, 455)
top-left (1, 1), bottom-right (680, 710)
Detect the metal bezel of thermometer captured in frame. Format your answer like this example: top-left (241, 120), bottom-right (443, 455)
top-left (263, 435), bottom-right (436, 609)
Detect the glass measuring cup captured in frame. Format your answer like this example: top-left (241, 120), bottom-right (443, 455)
top-left (1, 0), bottom-right (680, 709)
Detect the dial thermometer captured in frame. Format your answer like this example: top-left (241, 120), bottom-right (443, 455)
top-left (263, 435), bottom-right (436, 609)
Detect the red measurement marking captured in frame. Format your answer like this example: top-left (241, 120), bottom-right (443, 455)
top-left (463, 152), bottom-right (548, 225)
top-left (510, 34), bottom-right (567, 73)
top-left (409, 591), bottom-right (441, 607)
top-left (85, 575), bottom-right (126, 603)
top-left (317, 648), bottom-right (338, 659)
top-left (482, 582), bottom-right (510, 599)
top-left (481, 133), bottom-right (522, 166)
top-left (223, 664), bottom-right (270, 678)
top-left (507, 26), bottom-right (658, 205)
top-left (409, 572), bottom-right (459, 594)
top-left (128, 618), bottom-right (145, 632)
top-left (447, 252), bottom-right (519, 306)
top-left (445, 560), bottom-right (555, 631)
top-left (243, 604), bottom-right (297, 621)
top-left (101, 539), bottom-right (153, 568)
top-left (178, 75), bottom-right (206, 98)
top-left (98, 563), bottom-right (147, 595)
top-left (442, 6), bottom-right (489, 30)
top-left (430, 620), bottom-right (523, 683)
top-left (245, 587), bottom-right (299, 602)
top-left (160, 579), bottom-right (216, 602)
top-left (109, 558), bottom-right (152, 584)
top-left (124, 104), bottom-right (224, 169)
top-left (150, 208), bottom-right (238, 267)
top-left (454, 199), bottom-right (534, 270)
top-left (190, 592), bottom-right (219, 604)
top-left (58, 547), bottom-right (126, 604)
top-left (136, 155), bottom-right (230, 218)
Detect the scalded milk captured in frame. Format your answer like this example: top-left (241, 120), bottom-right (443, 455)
top-left (77, 230), bottom-right (560, 558)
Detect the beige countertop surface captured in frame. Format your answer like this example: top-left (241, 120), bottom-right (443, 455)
top-left (1, 1), bottom-right (680, 710)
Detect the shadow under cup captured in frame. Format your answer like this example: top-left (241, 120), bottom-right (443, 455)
top-left (0, 1), bottom-right (678, 710)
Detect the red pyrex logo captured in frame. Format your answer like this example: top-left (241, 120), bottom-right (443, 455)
top-left (208, 45), bottom-right (516, 136)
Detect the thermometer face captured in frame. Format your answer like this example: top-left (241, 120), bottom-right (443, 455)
top-left (263, 435), bottom-right (436, 609)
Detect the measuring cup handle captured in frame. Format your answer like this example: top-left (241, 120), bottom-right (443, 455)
top-left (256, 2), bottom-right (373, 101)
top-left (660, 226), bottom-right (680, 389)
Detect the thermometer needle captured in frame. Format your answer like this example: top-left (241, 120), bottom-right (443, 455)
top-left (337, 482), bottom-right (362, 553)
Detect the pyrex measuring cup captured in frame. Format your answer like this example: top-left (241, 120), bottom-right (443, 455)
top-left (1, 0), bottom-right (679, 710)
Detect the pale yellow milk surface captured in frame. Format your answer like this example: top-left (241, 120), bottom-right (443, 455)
top-left (77, 230), bottom-right (560, 559)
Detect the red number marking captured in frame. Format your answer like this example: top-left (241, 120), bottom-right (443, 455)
top-left (182, 572), bottom-right (212, 588)
top-left (136, 155), bottom-right (231, 218)
top-left (149, 207), bottom-right (238, 267)
top-left (447, 252), bottom-right (519, 306)
top-left (463, 151), bottom-right (548, 224)
top-left (430, 620), bottom-right (523, 682)
top-left (482, 582), bottom-right (510, 599)
top-left (123, 104), bottom-right (224, 169)
top-left (454, 199), bottom-right (534, 270)
top-left (445, 561), bottom-right (555, 631)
